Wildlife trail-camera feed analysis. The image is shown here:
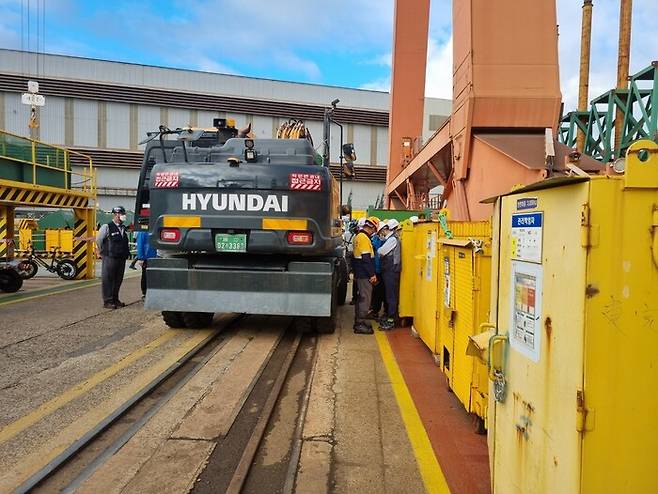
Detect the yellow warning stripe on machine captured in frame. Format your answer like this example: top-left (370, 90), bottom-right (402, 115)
top-left (262, 218), bottom-right (308, 230)
top-left (162, 215), bottom-right (201, 228)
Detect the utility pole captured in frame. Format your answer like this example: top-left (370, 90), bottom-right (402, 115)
top-left (576, 0), bottom-right (593, 153)
top-left (614, 0), bottom-right (633, 157)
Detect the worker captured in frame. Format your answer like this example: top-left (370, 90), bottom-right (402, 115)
top-left (136, 230), bottom-right (157, 298)
top-left (352, 217), bottom-right (378, 334)
top-left (377, 219), bottom-right (402, 330)
top-left (368, 220), bottom-right (388, 318)
top-left (348, 217), bottom-right (366, 305)
top-left (95, 206), bottom-right (130, 309)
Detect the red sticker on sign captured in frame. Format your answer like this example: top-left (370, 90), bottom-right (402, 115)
top-left (153, 171), bottom-right (180, 188)
top-left (289, 173), bottom-right (322, 191)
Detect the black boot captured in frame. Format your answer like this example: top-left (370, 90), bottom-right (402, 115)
top-left (353, 321), bottom-right (374, 334)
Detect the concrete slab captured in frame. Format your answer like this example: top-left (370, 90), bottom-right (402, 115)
top-left (297, 305), bottom-right (425, 494)
top-left (122, 438), bottom-right (215, 494)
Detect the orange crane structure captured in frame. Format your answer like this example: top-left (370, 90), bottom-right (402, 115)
top-left (385, 0), bottom-right (603, 220)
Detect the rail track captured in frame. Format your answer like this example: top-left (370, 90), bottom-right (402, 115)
top-left (12, 315), bottom-right (315, 494)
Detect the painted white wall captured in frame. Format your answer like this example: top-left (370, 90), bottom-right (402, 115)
top-left (3, 92), bottom-right (30, 136)
top-left (106, 102), bottom-right (130, 149)
top-left (352, 124), bottom-right (371, 165)
top-left (137, 105), bottom-right (160, 150)
top-left (39, 96), bottom-right (65, 145)
top-left (73, 99), bottom-right (98, 147)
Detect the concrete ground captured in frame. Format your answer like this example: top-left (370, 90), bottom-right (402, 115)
top-left (295, 306), bottom-right (426, 494)
top-left (0, 278), bottom-right (485, 493)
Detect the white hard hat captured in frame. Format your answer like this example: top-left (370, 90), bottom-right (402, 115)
top-left (387, 219), bottom-right (400, 231)
top-left (357, 217), bottom-right (366, 228)
top-left (377, 221), bottom-right (389, 233)
top-left (409, 215), bottom-right (419, 224)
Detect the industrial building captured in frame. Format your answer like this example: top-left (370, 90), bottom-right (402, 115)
top-left (0, 49), bottom-right (450, 210)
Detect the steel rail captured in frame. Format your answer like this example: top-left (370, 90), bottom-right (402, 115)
top-left (13, 316), bottom-right (240, 494)
top-left (225, 331), bottom-right (303, 494)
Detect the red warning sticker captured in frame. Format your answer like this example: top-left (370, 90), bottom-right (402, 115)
top-left (289, 173), bottom-right (322, 191)
top-left (153, 171), bottom-right (180, 188)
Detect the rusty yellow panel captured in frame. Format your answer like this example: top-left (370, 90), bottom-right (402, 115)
top-left (59, 229), bottom-right (73, 253)
top-left (44, 229), bottom-right (60, 252)
top-left (470, 249), bottom-right (492, 424)
top-left (19, 229), bottom-right (32, 251)
top-left (490, 140), bottom-right (658, 493)
top-left (398, 219), bottom-right (418, 318)
top-left (491, 182), bottom-right (589, 494)
top-left (451, 246), bottom-right (475, 407)
top-left (450, 220), bottom-right (492, 238)
top-left (580, 140), bottom-right (658, 493)
top-left (163, 215), bottom-right (201, 228)
top-left (412, 222), bottom-right (441, 355)
top-left (437, 246), bottom-right (456, 379)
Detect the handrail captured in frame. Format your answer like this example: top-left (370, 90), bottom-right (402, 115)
top-left (0, 129), bottom-right (95, 196)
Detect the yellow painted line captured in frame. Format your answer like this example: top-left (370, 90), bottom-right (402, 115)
top-left (0, 330), bottom-right (182, 445)
top-left (1, 329), bottom-right (214, 492)
top-left (262, 218), bottom-right (308, 230)
top-left (163, 215), bottom-right (201, 228)
top-left (374, 330), bottom-right (450, 494)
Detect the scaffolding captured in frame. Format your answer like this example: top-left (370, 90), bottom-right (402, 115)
top-left (0, 130), bottom-right (96, 279)
top-left (560, 62), bottom-right (658, 162)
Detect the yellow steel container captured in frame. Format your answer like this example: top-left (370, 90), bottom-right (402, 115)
top-left (398, 219), bottom-right (418, 318)
top-left (411, 222), bottom-right (441, 354)
top-left (18, 229), bottom-right (32, 251)
top-left (59, 229), bottom-right (73, 253)
top-left (45, 229), bottom-right (60, 252)
top-left (436, 221), bottom-right (492, 425)
top-left (486, 140), bottom-right (658, 493)
top-left (44, 228), bottom-right (73, 254)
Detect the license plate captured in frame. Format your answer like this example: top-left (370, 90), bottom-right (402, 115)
top-left (215, 233), bottom-right (247, 252)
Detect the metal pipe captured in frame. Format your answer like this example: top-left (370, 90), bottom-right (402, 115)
top-left (576, 0), bottom-right (593, 152)
top-left (614, 0), bottom-right (633, 156)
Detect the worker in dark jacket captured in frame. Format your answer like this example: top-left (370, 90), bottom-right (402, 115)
top-left (352, 217), bottom-right (378, 334)
top-left (136, 230), bottom-right (157, 298)
top-left (369, 221), bottom-right (388, 318)
top-left (95, 206), bottom-right (130, 309)
top-left (377, 219), bottom-right (402, 330)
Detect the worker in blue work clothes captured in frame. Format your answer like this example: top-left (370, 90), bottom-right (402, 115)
top-left (95, 206), bottom-right (130, 309)
top-left (368, 221), bottom-right (388, 319)
top-left (352, 217), bottom-right (379, 334)
top-left (377, 219), bottom-right (402, 330)
top-left (136, 230), bottom-right (157, 299)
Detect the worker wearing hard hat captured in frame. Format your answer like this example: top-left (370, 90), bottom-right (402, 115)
top-left (377, 219), bottom-right (402, 330)
top-left (351, 217), bottom-right (380, 334)
top-left (369, 220), bottom-right (389, 318)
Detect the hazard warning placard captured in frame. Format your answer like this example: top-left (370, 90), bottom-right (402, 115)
top-left (153, 171), bottom-right (180, 188)
top-left (289, 173), bottom-right (321, 191)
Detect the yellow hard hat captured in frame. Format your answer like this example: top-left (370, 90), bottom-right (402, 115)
top-left (367, 216), bottom-right (380, 226)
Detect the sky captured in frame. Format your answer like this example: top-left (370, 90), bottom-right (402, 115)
top-left (0, 0), bottom-right (656, 111)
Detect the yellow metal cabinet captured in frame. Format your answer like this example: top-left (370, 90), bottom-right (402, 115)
top-left (487, 140), bottom-right (658, 493)
top-left (438, 233), bottom-right (492, 425)
top-left (18, 229), bottom-right (32, 251)
top-left (412, 222), bottom-right (441, 354)
top-left (398, 219), bottom-right (418, 318)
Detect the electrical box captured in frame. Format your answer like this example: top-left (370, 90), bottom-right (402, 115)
top-left (487, 140), bottom-right (658, 493)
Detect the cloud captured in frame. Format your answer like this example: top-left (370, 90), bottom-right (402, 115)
top-left (359, 36), bottom-right (452, 99)
top-left (425, 36), bottom-right (452, 99)
top-left (359, 76), bottom-right (390, 92)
